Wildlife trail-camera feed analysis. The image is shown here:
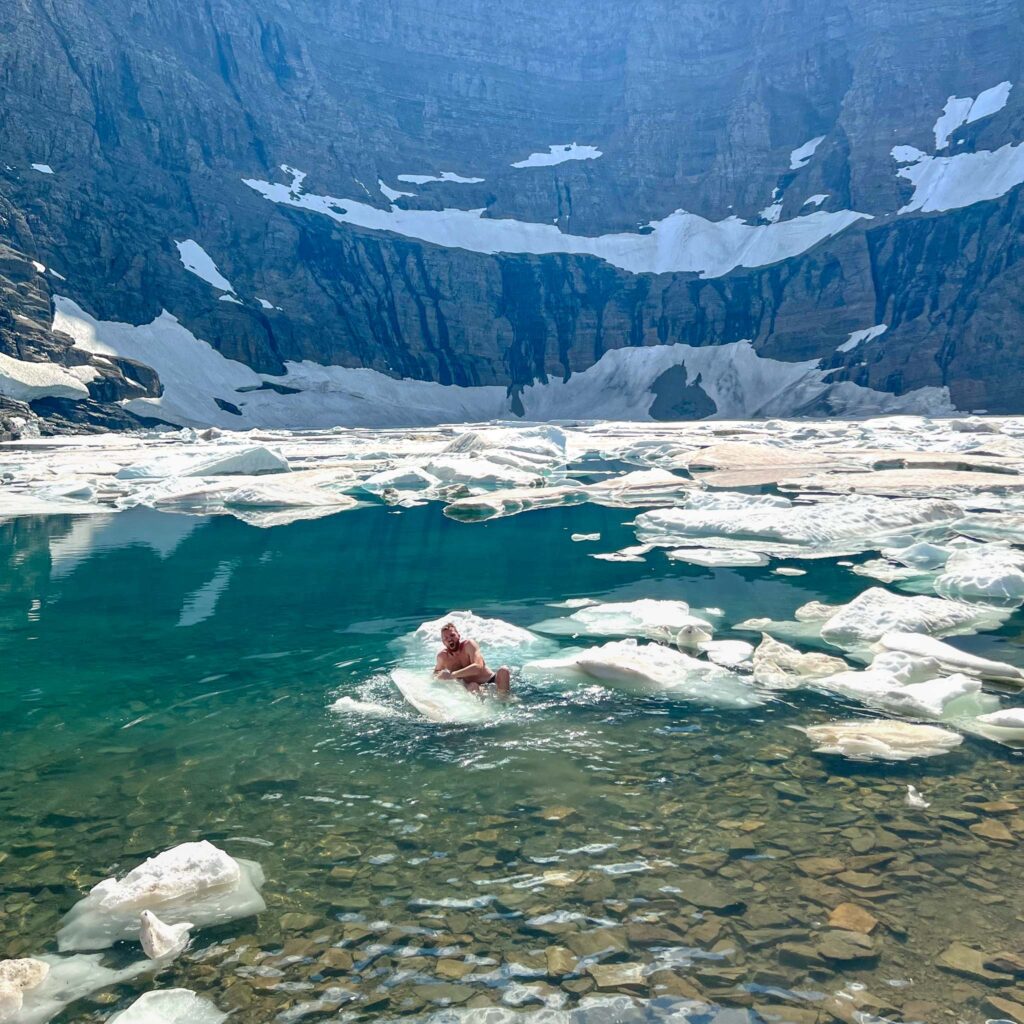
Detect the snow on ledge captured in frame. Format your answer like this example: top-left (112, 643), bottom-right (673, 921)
top-left (175, 240), bottom-right (235, 293)
top-left (243, 166), bottom-right (870, 279)
top-left (0, 351), bottom-right (90, 402)
top-left (837, 324), bottom-right (888, 353)
top-left (31, 163), bottom-right (54, 174)
top-left (511, 143), bottom-right (603, 169)
top-left (933, 82), bottom-right (1012, 149)
top-left (789, 136), bottom-right (825, 170)
top-left (52, 296), bottom-right (953, 430)
top-left (894, 141), bottom-right (1024, 214)
top-left (396, 171), bottom-right (484, 185)
top-left (379, 179), bottom-right (415, 202)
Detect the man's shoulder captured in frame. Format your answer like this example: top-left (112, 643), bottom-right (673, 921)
top-left (462, 637), bottom-right (480, 652)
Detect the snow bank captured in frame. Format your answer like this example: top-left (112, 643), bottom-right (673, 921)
top-left (57, 841), bottom-right (265, 951)
top-left (174, 240), bottom-right (234, 293)
top-left (0, 352), bottom-right (89, 402)
top-left (933, 82), bottom-right (1012, 149)
top-left (244, 166), bottom-right (869, 278)
top-left (790, 136), bottom-right (825, 170)
top-left (511, 143), bottom-right (602, 168)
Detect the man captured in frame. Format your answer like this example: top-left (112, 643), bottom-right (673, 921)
top-left (434, 621), bottom-right (511, 696)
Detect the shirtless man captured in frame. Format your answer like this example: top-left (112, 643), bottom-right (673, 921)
top-left (434, 622), bottom-right (511, 696)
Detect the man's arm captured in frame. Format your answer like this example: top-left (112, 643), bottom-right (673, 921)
top-left (449, 640), bottom-right (487, 680)
top-left (433, 652), bottom-right (450, 677)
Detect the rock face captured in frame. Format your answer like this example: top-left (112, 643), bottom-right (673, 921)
top-left (2, 0), bottom-right (1024, 428)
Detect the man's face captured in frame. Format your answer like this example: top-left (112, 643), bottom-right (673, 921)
top-left (441, 626), bottom-right (461, 651)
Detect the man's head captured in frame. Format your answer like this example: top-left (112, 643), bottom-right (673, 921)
top-left (440, 622), bottom-right (461, 651)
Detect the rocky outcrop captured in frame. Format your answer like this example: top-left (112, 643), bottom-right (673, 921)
top-left (1, 0), bottom-right (1023, 426)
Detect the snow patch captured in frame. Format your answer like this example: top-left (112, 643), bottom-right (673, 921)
top-left (896, 140), bottom-right (1024, 214)
top-left (790, 136), bottom-right (825, 170)
top-left (396, 171), bottom-right (484, 184)
top-left (933, 82), bottom-right (1012, 149)
top-left (837, 324), bottom-right (888, 353)
top-left (511, 143), bottom-right (603, 169)
top-left (379, 179), bottom-right (416, 202)
top-left (30, 163), bottom-right (53, 174)
top-left (0, 351), bottom-right (90, 402)
top-left (803, 194), bottom-right (829, 207)
top-left (244, 165), bottom-right (870, 278)
top-left (174, 240), bottom-right (234, 293)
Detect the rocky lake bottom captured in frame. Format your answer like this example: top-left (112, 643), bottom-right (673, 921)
top-left (3, 419), bottom-right (1024, 1024)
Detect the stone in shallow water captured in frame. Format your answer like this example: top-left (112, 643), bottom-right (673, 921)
top-left (677, 879), bottom-right (745, 913)
top-left (828, 903), bottom-right (878, 934)
top-left (969, 819), bottom-right (1016, 842)
top-left (985, 996), bottom-right (1024, 1024)
top-left (937, 941), bottom-right (1015, 984)
top-left (586, 963), bottom-right (647, 991)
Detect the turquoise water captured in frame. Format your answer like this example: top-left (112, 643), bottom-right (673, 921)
top-left (2, 504), bottom-right (1024, 1023)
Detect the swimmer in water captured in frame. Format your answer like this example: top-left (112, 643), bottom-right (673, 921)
top-left (433, 621), bottom-right (511, 696)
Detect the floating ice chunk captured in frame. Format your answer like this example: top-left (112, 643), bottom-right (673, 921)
top-left (591, 544), bottom-right (653, 563)
top-left (16, 954), bottom-right (152, 1024)
top-left (0, 961), bottom-right (48, 995)
top-left (676, 622), bottom-right (715, 647)
top-left (803, 719), bottom-right (963, 761)
top-left (933, 544), bottom-right (1024, 602)
top-left (790, 136), bottom-right (825, 170)
top-left (880, 541), bottom-right (950, 570)
top-left (0, 352), bottom-right (90, 402)
top-left (548, 597), bottom-right (600, 609)
top-left (816, 667), bottom-right (990, 719)
top-left (571, 533), bottom-right (600, 542)
top-left (666, 547), bottom-right (768, 567)
top-left (905, 785), bottom-right (930, 809)
top-left (511, 143), bottom-right (603, 168)
top-left (875, 631), bottom-right (1024, 685)
top-left (444, 484), bottom-right (588, 522)
top-left (837, 324), bottom-right (887, 353)
top-left (636, 496), bottom-right (960, 560)
top-left (404, 611), bottom-right (553, 667)
top-left (954, 512), bottom-right (1024, 543)
top-left (116, 447), bottom-right (289, 480)
top-left (585, 468), bottom-right (694, 507)
top-left (970, 707), bottom-right (1024, 744)
top-left (699, 639), bottom-right (754, 669)
top-left (818, 587), bottom-right (1010, 653)
top-left (419, 454), bottom-right (543, 489)
top-left (175, 240), bottom-right (234, 293)
top-left (773, 567), bottom-right (806, 576)
top-left (109, 989), bottom-right (226, 1024)
top-left (360, 466), bottom-right (441, 495)
top-left (523, 639), bottom-right (764, 707)
top-left (531, 599), bottom-right (713, 644)
top-left (57, 841), bottom-right (266, 951)
top-left (139, 911), bottom-right (192, 960)
top-left (390, 669), bottom-right (502, 724)
top-left (752, 635), bottom-right (848, 690)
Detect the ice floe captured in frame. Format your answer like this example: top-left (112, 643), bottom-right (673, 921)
top-left (511, 143), bottom-right (602, 168)
top-left (874, 631), bottom-right (1024, 685)
top-left (933, 544), bottom-right (1024, 602)
top-left (802, 719), bottom-right (964, 761)
top-left (174, 240), bottom-right (234, 293)
top-left (402, 611), bottom-right (555, 667)
top-left (970, 707), bottom-right (1024, 744)
top-left (522, 639), bottom-right (764, 707)
top-left (138, 911), bottom-right (192, 960)
top-left (109, 989), bottom-right (226, 1024)
top-left (752, 635), bottom-right (848, 690)
top-left (57, 841), bottom-right (266, 951)
top-left (531, 599), bottom-right (714, 645)
top-left (391, 668), bottom-right (504, 724)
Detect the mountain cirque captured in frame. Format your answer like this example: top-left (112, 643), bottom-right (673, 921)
top-left (2, 0), bottom-right (1024, 431)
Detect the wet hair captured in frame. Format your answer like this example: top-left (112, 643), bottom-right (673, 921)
top-left (441, 621), bottom-right (459, 633)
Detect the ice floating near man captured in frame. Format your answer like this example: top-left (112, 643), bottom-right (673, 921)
top-left (391, 668), bottom-right (506, 724)
top-left (57, 841), bottom-right (265, 951)
top-left (522, 639), bottom-right (765, 707)
top-left (108, 989), bottom-right (227, 1024)
top-left (531, 599), bottom-right (714, 645)
top-left (803, 719), bottom-right (964, 761)
top-left (874, 631), bottom-right (1024, 686)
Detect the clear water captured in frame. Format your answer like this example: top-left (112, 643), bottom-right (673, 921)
top-left (3, 504), bottom-right (1024, 1023)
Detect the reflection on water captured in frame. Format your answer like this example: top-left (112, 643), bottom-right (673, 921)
top-left (2, 505), bottom-right (1023, 1024)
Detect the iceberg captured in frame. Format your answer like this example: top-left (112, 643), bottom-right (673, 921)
top-left (818, 587), bottom-right (1011, 654)
top-left (522, 639), bottom-right (765, 707)
top-left (752, 635), bottom-right (848, 690)
top-left (933, 544), bottom-right (1024, 602)
top-left (57, 841), bottom-right (265, 951)
top-left (874, 632), bottom-right (1024, 686)
top-left (109, 989), bottom-right (226, 1024)
top-left (803, 719), bottom-right (964, 761)
top-left (531, 599), bottom-right (714, 644)
top-left (970, 707), bottom-right (1024, 744)
top-left (815, 667), bottom-right (994, 720)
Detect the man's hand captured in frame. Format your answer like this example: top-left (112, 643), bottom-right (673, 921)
top-left (436, 669), bottom-right (453, 680)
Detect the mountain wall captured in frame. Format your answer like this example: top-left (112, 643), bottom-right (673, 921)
top-left (2, 0), bottom-right (1023, 430)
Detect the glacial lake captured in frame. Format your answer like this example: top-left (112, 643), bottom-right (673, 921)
top-left (3, 497), bottom-right (1024, 1024)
